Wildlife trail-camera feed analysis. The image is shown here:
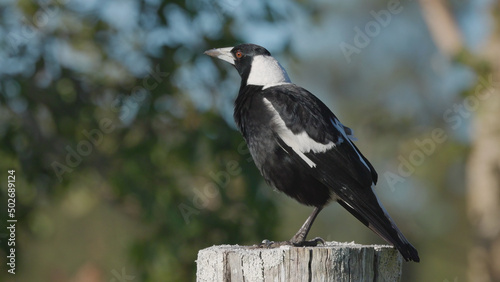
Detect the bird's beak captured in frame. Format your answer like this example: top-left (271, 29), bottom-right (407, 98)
top-left (204, 47), bottom-right (235, 65)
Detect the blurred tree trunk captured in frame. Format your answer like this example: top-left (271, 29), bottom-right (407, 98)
top-left (466, 6), bottom-right (500, 281)
top-left (419, 1), bottom-right (500, 281)
top-left (418, 0), bottom-right (462, 56)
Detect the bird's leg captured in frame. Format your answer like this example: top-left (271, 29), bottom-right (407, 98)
top-left (253, 206), bottom-right (324, 248)
top-left (290, 206), bottom-right (325, 246)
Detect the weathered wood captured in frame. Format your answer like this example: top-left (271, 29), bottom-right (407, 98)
top-left (196, 242), bottom-right (403, 282)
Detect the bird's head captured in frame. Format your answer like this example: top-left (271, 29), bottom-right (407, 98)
top-left (204, 43), bottom-right (291, 89)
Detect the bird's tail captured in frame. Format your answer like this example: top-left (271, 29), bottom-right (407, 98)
top-left (338, 198), bottom-right (420, 262)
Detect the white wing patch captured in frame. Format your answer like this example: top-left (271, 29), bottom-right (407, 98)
top-left (263, 98), bottom-right (335, 168)
top-left (248, 55), bottom-right (292, 89)
top-left (331, 118), bottom-right (370, 171)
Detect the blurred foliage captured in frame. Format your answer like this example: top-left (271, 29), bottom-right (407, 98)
top-left (0, 0), bottom-right (494, 281)
top-left (0, 0), bottom-right (282, 280)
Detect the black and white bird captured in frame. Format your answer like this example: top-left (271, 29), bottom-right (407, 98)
top-left (204, 43), bottom-right (420, 262)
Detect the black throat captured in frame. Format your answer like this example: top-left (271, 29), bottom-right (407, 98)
top-left (233, 84), bottom-right (265, 137)
top-left (235, 56), bottom-right (253, 89)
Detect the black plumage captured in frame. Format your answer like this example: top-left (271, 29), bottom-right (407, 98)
top-left (205, 43), bottom-right (420, 262)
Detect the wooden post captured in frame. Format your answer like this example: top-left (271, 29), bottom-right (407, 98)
top-left (196, 242), bottom-right (403, 282)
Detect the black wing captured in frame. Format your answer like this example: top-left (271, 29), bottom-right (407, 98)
top-left (262, 84), bottom-right (419, 262)
top-left (262, 84), bottom-right (377, 186)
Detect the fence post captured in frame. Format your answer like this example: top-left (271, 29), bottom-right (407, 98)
top-left (196, 242), bottom-right (403, 282)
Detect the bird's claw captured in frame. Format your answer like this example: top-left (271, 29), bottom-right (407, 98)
top-left (255, 237), bottom-right (325, 248)
top-left (255, 239), bottom-right (289, 248)
top-left (291, 237), bottom-right (325, 247)
top-left (261, 239), bottom-right (274, 247)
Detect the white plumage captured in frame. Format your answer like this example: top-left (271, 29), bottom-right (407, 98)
top-left (247, 55), bottom-right (291, 89)
top-left (263, 98), bottom-right (336, 168)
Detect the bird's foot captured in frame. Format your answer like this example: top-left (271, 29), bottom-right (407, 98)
top-left (290, 237), bottom-right (325, 247)
top-left (254, 237), bottom-right (325, 248)
top-left (255, 239), bottom-right (290, 248)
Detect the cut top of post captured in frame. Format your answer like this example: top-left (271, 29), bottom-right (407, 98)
top-left (196, 241), bottom-right (403, 282)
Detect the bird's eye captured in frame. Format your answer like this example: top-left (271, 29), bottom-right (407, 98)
top-left (235, 51), bottom-right (243, 58)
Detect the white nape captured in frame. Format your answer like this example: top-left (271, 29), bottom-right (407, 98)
top-left (263, 98), bottom-right (335, 168)
top-left (247, 55), bottom-right (291, 89)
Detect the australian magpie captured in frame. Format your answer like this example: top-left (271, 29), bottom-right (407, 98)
top-left (204, 43), bottom-right (420, 262)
